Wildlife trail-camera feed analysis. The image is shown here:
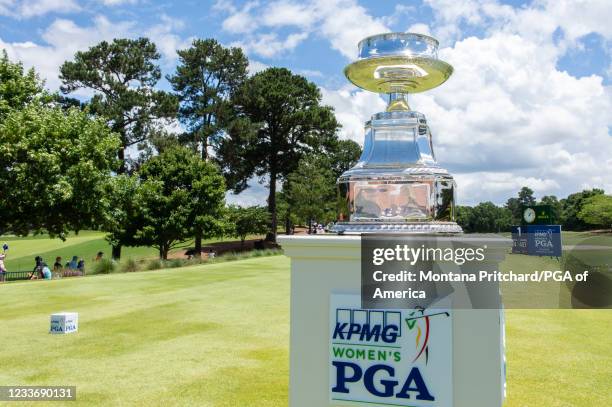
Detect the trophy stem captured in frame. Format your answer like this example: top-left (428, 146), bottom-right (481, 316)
top-left (387, 92), bottom-right (411, 112)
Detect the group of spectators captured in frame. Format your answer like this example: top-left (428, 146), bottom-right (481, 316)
top-left (310, 222), bottom-right (327, 234)
top-left (29, 253), bottom-right (97, 280)
top-left (0, 249), bottom-right (104, 281)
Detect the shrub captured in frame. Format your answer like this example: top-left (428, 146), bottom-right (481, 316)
top-left (222, 252), bottom-right (239, 262)
top-left (167, 259), bottom-right (184, 268)
top-left (91, 259), bottom-right (117, 275)
top-left (82, 247), bottom-right (283, 276)
top-left (120, 258), bottom-right (139, 273)
top-left (145, 259), bottom-right (164, 270)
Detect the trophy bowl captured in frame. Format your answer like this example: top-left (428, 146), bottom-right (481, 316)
top-left (344, 32), bottom-right (453, 94)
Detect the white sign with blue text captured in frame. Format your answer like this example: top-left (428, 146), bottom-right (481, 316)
top-left (329, 294), bottom-right (452, 406)
top-left (50, 312), bottom-right (78, 334)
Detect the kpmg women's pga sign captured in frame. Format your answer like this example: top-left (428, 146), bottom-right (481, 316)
top-left (511, 225), bottom-right (562, 257)
top-left (329, 294), bottom-right (453, 406)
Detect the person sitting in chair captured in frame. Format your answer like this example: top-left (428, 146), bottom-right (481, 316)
top-left (30, 256), bottom-right (43, 279)
top-left (66, 256), bottom-right (78, 270)
top-left (41, 263), bottom-right (52, 280)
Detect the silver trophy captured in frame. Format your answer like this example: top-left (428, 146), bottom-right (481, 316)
top-left (332, 32), bottom-right (462, 234)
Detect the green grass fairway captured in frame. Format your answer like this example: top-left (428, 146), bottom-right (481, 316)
top-left (1, 256), bottom-right (610, 406)
top-left (0, 257), bottom-right (289, 406)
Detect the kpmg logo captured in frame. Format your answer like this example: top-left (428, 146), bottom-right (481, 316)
top-left (329, 300), bottom-right (451, 405)
top-left (332, 308), bottom-right (402, 344)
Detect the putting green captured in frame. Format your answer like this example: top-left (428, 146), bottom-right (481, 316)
top-left (0, 256), bottom-right (610, 406)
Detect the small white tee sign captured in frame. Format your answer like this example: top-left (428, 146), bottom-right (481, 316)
top-left (50, 312), bottom-right (78, 334)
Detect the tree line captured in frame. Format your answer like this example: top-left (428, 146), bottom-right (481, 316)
top-left (0, 38), bottom-right (360, 258)
top-left (457, 186), bottom-right (612, 233)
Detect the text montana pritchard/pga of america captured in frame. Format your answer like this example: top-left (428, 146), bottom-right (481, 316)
top-left (367, 244), bottom-right (589, 300)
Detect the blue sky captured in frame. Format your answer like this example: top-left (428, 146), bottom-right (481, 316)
top-left (1, 0), bottom-right (611, 206)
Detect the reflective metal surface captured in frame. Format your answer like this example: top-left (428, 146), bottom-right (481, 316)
top-left (332, 32), bottom-right (462, 234)
top-left (358, 32), bottom-right (439, 59)
top-left (345, 32), bottom-right (453, 96)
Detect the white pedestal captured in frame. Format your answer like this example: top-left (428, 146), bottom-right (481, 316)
top-left (279, 234), bottom-right (510, 407)
top-left (50, 312), bottom-right (78, 334)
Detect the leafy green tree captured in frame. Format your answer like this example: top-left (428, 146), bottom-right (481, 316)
top-left (101, 175), bottom-right (142, 259)
top-left (539, 195), bottom-right (562, 223)
top-left (285, 155), bottom-right (337, 233)
top-left (276, 139), bottom-right (359, 235)
top-left (133, 147), bottom-right (226, 259)
top-left (133, 128), bottom-right (182, 172)
top-left (457, 202), bottom-right (511, 233)
top-left (147, 128), bottom-right (181, 154)
top-left (578, 194), bottom-right (612, 229)
top-left (59, 38), bottom-right (177, 173)
top-left (226, 205), bottom-right (270, 248)
top-left (168, 38), bottom-right (248, 159)
top-left (455, 205), bottom-right (474, 232)
top-left (276, 190), bottom-right (300, 235)
top-left (492, 205), bottom-right (513, 232)
top-left (0, 103), bottom-right (121, 237)
top-left (168, 38), bottom-right (247, 256)
top-left (0, 50), bottom-right (45, 119)
top-left (561, 189), bottom-right (604, 230)
top-left (217, 68), bottom-right (340, 240)
top-left (518, 186), bottom-right (536, 206)
top-left (328, 139), bottom-right (362, 178)
top-left (52, 94), bottom-right (84, 111)
top-left (506, 186), bottom-right (537, 225)
top-left (505, 197), bottom-right (521, 225)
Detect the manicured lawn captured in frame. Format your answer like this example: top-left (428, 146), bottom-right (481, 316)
top-left (0, 257), bottom-right (290, 406)
top-left (0, 256), bottom-right (609, 406)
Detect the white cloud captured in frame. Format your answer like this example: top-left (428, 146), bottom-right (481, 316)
top-left (221, 1), bottom-right (260, 34)
top-left (262, 1), bottom-right (317, 29)
top-left (1, 16), bottom-right (133, 92)
top-left (248, 59), bottom-right (269, 75)
top-left (226, 181), bottom-right (269, 206)
top-left (455, 172), bottom-right (561, 204)
top-left (321, 85), bottom-right (387, 143)
top-left (382, 4), bottom-right (416, 28)
top-left (0, 0), bottom-right (80, 18)
top-left (146, 15), bottom-right (191, 65)
top-left (297, 69), bottom-right (323, 78)
top-left (231, 32), bottom-right (309, 58)
top-left (0, 14), bottom-right (187, 93)
top-left (313, 0), bottom-right (389, 59)
top-left (424, 0), bottom-right (612, 46)
top-left (406, 23), bottom-right (432, 36)
top-left (0, 0), bottom-right (12, 16)
top-left (217, 0), bottom-right (389, 59)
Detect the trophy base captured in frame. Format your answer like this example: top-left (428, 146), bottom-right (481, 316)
top-left (333, 109), bottom-right (461, 235)
top-left (331, 221), bottom-right (462, 234)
